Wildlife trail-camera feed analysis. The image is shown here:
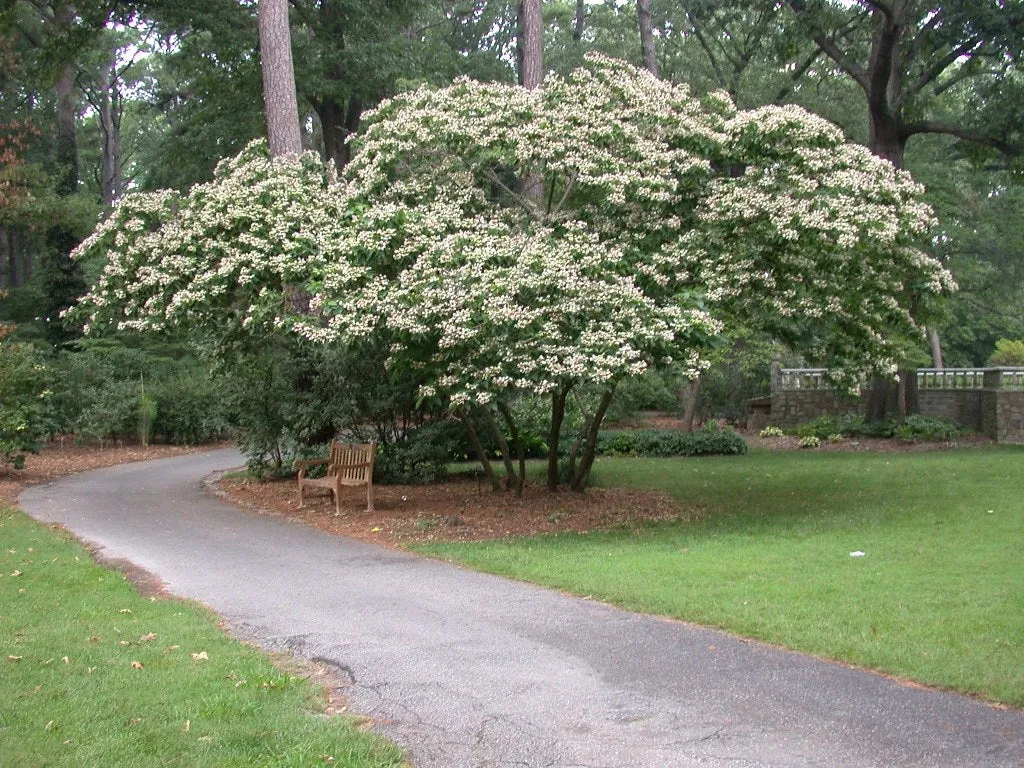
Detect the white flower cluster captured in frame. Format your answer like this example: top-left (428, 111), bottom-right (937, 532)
top-left (74, 57), bottom-right (952, 403)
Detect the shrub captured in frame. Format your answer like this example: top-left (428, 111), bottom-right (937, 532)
top-left (989, 338), bottom-right (1024, 366)
top-left (894, 415), bottom-right (965, 442)
top-left (588, 425), bottom-right (747, 458)
top-left (791, 413), bottom-right (966, 442)
top-left (0, 340), bottom-right (52, 468)
top-left (759, 425), bottom-right (784, 438)
top-left (373, 421), bottom-right (468, 485)
top-left (794, 416), bottom-right (842, 440)
top-left (799, 435), bottom-right (821, 449)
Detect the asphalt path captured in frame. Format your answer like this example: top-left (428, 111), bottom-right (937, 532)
top-left (18, 448), bottom-right (1024, 768)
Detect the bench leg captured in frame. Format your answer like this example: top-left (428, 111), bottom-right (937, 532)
top-left (366, 479), bottom-right (374, 513)
top-left (298, 480), bottom-right (305, 509)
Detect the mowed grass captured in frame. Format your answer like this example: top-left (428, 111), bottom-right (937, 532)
top-left (415, 447), bottom-right (1024, 706)
top-left (0, 508), bottom-right (404, 768)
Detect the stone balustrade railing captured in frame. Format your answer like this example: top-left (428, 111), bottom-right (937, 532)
top-left (776, 368), bottom-right (829, 390)
top-left (774, 367), bottom-right (1024, 392)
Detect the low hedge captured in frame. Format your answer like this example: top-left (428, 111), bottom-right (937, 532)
top-left (589, 425), bottom-right (747, 458)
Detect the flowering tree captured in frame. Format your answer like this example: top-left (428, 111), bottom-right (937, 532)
top-left (73, 56), bottom-right (953, 492)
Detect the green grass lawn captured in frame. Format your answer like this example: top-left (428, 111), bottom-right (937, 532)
top-left (0, 508), bottom-right (404, 768)
top-left (415, 446), bottom-right (1024, 706)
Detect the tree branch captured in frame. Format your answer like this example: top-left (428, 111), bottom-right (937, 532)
top-left (855, 0), bottom-right (893, 20)
top-left (904, 38), bottom-right (983, 102)
top-left (774, 48), bottom-right (822, 104)
top-left (787, 0), bottom-right (870, 92)
top-left (902, 120), bottom-right (1021, 156)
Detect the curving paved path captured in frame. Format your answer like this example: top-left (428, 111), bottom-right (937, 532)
top-left (19, 448), bottom-right (1024, 768)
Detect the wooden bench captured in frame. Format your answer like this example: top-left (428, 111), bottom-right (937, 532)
top-left (295, 441), bottom-right (376, 515)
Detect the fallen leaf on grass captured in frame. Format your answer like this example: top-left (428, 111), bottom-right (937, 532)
top-left (191, 651), bottom-right (209, 661)
top-left (10, 570), bottom-right (22, 577)
top-left (45, 721), bottom-right (55, 731)
top-left (138, 633), bottom-right (156, 643)
top-left (118, 608), bottom-right (132, 614)
top-left (183, 720), bottom-right (190, 733)
top-left (119, 640), bottom-right (130, 646)
top-left (130, 661), bottom-right (143, 670)
top-left (7, 655), bottom-right (22, 661)
top-left (61, 657), bottom-right (69, 664)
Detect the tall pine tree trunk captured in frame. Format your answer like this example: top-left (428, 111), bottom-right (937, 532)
top-left (258, 0), bottom-right (302, 158)
top-left (99, 55), bottom-right (122, 204)
top-left (637, 0), bottom-right (658, 76)
top-left (43, 1), bottom-right (86, 345)
top-left (518, 0), bottom-right (542, 89)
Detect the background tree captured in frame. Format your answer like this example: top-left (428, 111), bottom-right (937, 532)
top-left (258, 0), bottom-right (301, 158)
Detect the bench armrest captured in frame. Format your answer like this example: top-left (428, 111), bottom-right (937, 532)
top-left (294, 458), bottom-right (329, 469)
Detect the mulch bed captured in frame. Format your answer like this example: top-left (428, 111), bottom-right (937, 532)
top-left (215, 474), bottom-right (684, 546)
top-left (0, 438), bottom-right (227, 505)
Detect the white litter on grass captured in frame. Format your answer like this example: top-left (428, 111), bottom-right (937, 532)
top-left (849, 551), bottom-right (867, 558)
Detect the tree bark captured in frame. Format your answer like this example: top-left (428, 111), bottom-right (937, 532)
top-left (927, 328), bottom-right (944, 369)
top-left (518, 0), bottom-right (542, 90)
top-left (681, 376), bottom-right (702, 433)
top-left (637, 0), bottom-right (658, 76)
top-left (258, 0), bottom-right (302, 159)
top-left (98, 55), bottom-right (122, 204)
top-left (546, 382), bottom-right (571, 491)
top-left (570, 387), bottom-right (615, 492)
top-left (572, 0), bottom-right (586, 43)
top-left (53, 2), bottom-right (78, 197)
top-left (479, 405), bottom-right (517, 491)
top-left (460, 412), bottom-right (501, 492)
top-left (497, 401), bottom-right (526, 497)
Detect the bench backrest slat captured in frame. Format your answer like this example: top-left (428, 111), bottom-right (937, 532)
top-left (327, 441), bottom-right (375, 482)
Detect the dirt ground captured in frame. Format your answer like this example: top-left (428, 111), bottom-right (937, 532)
top-left (0, 438), bottom-right (226, 505)
top-left (214, 474), bottom-right (684, 546)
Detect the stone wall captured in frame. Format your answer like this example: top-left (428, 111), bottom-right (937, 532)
top-left (769, 390), bottom-right (862, 428)
top-left (916, 390), bottom-right (984, 431)
top-left (995, 391), bottom-right (1024, 444)
top-left (769, 368), bottom-right (1024, 444)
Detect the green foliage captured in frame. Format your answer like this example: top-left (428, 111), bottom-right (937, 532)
top-left (989, 338), bottom-right (1024, 366)
top-left (798, 435), bottom-right (820, 449)
top-left (759, 425), bottom-right (784, 438)
top-left (137, 389), bottom-right (158, 447)
top-left (893, 415), bottom-right (966, 443)
top-left (793, 414), bottom-right (966, 442)
top-left (0, 340), bottom-right (52, 468)
top-left (589, 425), bottom-right (747, 458)
top-left (604, 370), bottom-right (679, 424)
top-left (698, 331), bottom-right (796, 421)
top-left (47, 338), bottom-right (228, 446)
top-left (374, 422), bottom-right (460, 485)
